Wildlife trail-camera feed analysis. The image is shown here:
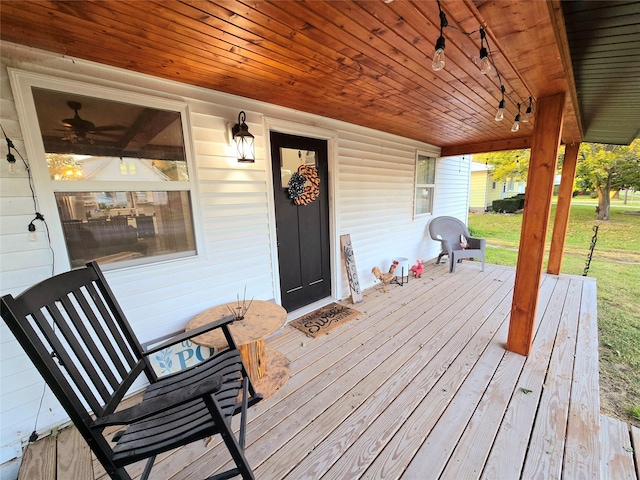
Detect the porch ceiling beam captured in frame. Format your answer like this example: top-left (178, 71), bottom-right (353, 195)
top-left (440, 136), bottom-right (532, 157)
top-left (507, 92), bottom-right (565, 357)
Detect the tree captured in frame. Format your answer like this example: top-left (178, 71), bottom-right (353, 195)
top-left (474, 149), bottom-right (530, 183)
top-left (575, 139), bottom-right (640, 220)
top-left (46, 153), bottom-right (83, 180)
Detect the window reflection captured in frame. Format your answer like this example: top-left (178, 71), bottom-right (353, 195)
top-left (31, 86), bottom-right (196, 267)
top-left (32, 87), bottom-right (188, 182)
top-left (56, 191), bottom-right (195, 268)
top-left (280, 148), bottom-right (317, 187)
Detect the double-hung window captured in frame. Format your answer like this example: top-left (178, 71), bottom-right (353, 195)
top-left (11, 71), bottom-right (199, 269)
top-left (414, 153), bottom-right (436, 216)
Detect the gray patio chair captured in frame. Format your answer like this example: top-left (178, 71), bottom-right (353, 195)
top-left (428, 216), bottom-right (486, 273)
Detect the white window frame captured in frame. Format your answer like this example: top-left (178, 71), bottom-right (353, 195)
top-left (9, 69), bottom-right (204, 273)
top-left (414, 152), bottom-right (437, 218)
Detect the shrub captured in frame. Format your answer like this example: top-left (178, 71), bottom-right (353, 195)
top-left (492, 194), bottom-right (525, 213)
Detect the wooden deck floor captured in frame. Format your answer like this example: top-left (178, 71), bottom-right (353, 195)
top-left (25, 261), bottom-right (638, 479)
top-left (87, 260), bottom-right (613, 480)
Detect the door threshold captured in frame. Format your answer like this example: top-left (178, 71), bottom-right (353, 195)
top-left (286, 297), bottom-right (335, 323)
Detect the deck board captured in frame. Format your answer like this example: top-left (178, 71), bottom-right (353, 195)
top-left (564, 276), bottom-right (602, 477)
top-left (33, 261), bottom-right (609, 480)
top-left (481, 275), bottom-right (567, 479)
top-left (600, 415), bottom-right (636, 479)
top-left (521, 277), bottom-right (582, 479)
top-left (631, 425), bottom-right (640, 477)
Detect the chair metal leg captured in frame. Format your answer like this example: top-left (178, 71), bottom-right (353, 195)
top-left (140, 455), bottom-right (156, 480)
top-left (204, 393), bottom-right (255, 480)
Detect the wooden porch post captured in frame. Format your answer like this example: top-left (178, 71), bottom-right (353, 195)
top-left (548, 142), bottom-right (580, 274)
top-left (507, 93), bottom-right (565, 356)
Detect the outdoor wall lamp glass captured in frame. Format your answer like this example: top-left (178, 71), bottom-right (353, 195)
top-left (232, 111), bottom-right (255, 163)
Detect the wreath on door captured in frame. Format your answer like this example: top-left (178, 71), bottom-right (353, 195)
top-left (287, 164), bottom-right (320, 205)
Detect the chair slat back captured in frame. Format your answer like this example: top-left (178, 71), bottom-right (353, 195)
top-left (1, 262), bottom-right (155, 426)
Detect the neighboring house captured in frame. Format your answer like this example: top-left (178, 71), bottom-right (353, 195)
top-left (469, 162), bottom-right (505, 212)
top-left (0, 42), bottom-right (470, 466)
top-left (469, 161), bottom-right (561, 212)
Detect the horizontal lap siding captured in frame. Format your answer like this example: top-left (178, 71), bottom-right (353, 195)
top-left (470, 172), bottom-right (488, 210)
top-left (336, 134), bottom-right (467, 299)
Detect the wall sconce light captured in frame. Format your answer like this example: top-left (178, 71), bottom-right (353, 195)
top-left (231, 111), bottom-right (255, 163)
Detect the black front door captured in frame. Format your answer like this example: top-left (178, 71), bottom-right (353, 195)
top-left (271, 132), bottom-right (330, 312)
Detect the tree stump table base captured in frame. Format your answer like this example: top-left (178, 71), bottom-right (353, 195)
top-left (254, 348), bottom-right (290, 399)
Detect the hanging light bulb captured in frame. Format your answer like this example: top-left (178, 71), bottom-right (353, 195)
top-left (479, 29), bottom-right (491, 75)
top-left (495, 86), bottom-right (506, 121)
top-left (479, 47), bottom-right (491, 75)
top-left (432, 5), bottom-right (448, 72)
top-left (432, 36), bottom-right (446, 71)
top-left (495, 100), bottom-right (505, 122)
top-left (28, 222), bottom-right (36, 242)
top-left (522, 96), bottom-right (533, 123)
top-left (5, 135), bottom-right (17, 174)
top-left (511, 103), bottom-right (521, 132)
top-left (7, 151), bottom-right (17, 174)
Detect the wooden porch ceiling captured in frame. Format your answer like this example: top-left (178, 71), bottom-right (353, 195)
top-left (0, 1), bottom-right (636, 154)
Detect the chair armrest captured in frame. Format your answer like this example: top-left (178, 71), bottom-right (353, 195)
top-left (467, 236), bottom-right (486, 250)
top-left (90, 375), bottom-right (223, 428)
top-left (144, 314), bottom-right (236, 356)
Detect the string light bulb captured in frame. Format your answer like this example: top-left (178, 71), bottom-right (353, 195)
top-left (7, 151), bottom-right (17, 174)
top-left (432, 36), bottom-right (446, 71)
top-left (495, 86), bottom-right (506, 121)
top-left (522, 96), bottom-right (533, 123)
top-left (432, 4), bottom-right (448, 72)
top-left (28, 222), bottom-right (36, 241)
top-left (479, 29), bottom-right (491, 75)
top-left (511, 103), bottom-right (521, 132)
top-left (5, 135), bottom-right (17, 174)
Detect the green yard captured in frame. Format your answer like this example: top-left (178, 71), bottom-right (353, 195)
top-left (469, 198), bottom-right (640, 427)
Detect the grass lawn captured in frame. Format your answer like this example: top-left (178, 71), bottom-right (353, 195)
top-left (468, 198), bottom-right (640, 427)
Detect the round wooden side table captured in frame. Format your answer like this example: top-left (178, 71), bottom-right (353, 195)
top-left (185, 300), bottom-right (290, 399)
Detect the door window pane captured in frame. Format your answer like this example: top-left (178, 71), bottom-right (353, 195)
top-left (280, 148), bottom-right (317, 188)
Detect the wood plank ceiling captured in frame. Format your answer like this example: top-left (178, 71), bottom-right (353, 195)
top-left (0, 1), bottom-right (637, 153)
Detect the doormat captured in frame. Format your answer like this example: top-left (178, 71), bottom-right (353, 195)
top-left (289, 303), bottom-right (361, 338)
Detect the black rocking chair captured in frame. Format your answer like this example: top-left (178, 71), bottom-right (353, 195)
top-left (1, 261), bottom-right (262, 480)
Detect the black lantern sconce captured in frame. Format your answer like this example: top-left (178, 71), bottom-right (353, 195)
top-left (231, 111), bottom-right (255, 163)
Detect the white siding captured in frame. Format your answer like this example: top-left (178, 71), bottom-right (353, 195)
top-left (0, 41), bottom-right (470, 468)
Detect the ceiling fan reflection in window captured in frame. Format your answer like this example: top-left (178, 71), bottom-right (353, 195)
top-left (58, 101), bottom-right (126, 143)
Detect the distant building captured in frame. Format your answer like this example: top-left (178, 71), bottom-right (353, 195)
top-left (470, 162), bottom-right (563, 212)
